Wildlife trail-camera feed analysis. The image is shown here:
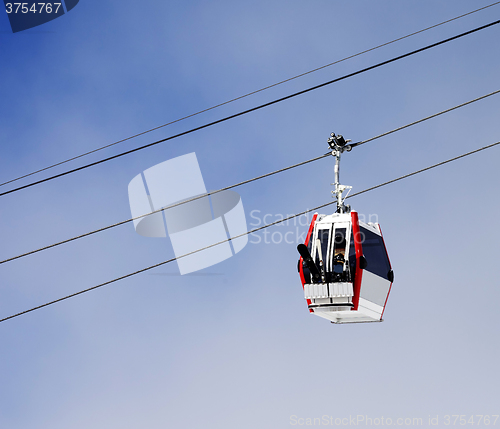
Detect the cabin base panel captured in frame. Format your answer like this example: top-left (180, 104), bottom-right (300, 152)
top-left (312, 310), bottom-right (383, 324)
top-left (310, 297), bottom-right (384, 324)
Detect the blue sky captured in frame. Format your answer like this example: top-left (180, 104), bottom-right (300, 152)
top-left (1, 1), bottom-right (500, 428)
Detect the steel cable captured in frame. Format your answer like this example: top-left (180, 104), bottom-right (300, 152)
top-left (2, 1), bottom-right (499, 189)
top-left (1, 18), bottom-right (499, 199)
top-left (2, 138), bottom-right (499, 324)
top-left (2, 88), bottom-right (500, 266)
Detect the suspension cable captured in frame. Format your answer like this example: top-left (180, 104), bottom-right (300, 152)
top-left (2, 1), bottom-right (499, 189)
top-left (350, 89), bottom-right (500, 148)
top-left (2, 88), bottom-right (499, 266)
top-left (1, 19), bottom-right (499, 199)
top-left (1, 139), bottom-right (499, 324)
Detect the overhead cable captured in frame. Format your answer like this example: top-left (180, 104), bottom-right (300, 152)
top-left (350, 89), bottom-right (500, 148)
top-left (2, 87), bottom-right (499, 266)
top-left (1, 18), bottom-right (499, 199)
top-left (2, 1), bottom-right (499, 189)
top-left (1, 138), bottom-right (499, 324)
top-left (0, 154), bottom-right (329, 264)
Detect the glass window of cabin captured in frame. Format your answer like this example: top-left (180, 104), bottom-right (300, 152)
top-left (315, 229), bottom-right (330, 266)
top-left (359, 226), bottom-right (391, 280)
top-left (332, 228), bottom-right (346, 275)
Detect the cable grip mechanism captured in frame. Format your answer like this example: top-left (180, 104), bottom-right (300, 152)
top-left (328, 132), bottom-right (353, 213)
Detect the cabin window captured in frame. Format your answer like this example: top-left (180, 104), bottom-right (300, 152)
top-left (332, 228), bottom-right (346, 275)
top-left (315, 229), bottom-right (330, 267)
top-left (359, 227), bottom-right (391, 280)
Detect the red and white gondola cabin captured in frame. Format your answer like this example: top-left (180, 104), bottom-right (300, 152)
top-left (298, 210), bottom-right (393, 324)
top-left (296, 132), bottom-right (394, 324)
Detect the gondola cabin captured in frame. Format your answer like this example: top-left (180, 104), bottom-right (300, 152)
top-left (298, 210), bottom-right (393, 324)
